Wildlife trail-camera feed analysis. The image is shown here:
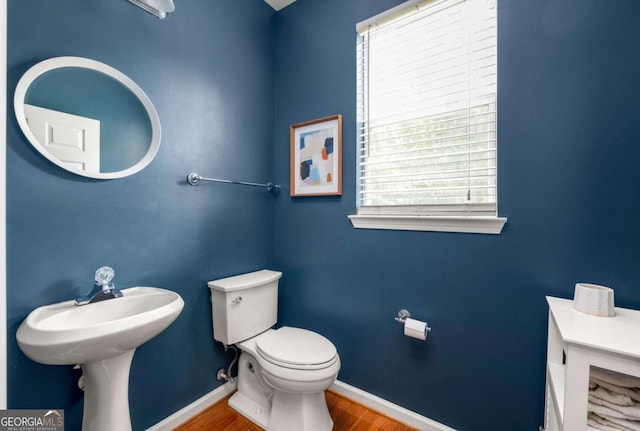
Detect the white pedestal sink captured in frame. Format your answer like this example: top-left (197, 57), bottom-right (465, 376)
top-left (16, 287), bottom-right (184, 431)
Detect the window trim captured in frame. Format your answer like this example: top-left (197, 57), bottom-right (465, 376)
top-left (349, 0), bottom-right (506, 234)
top-left (348, 214), bottom-right (506, 234)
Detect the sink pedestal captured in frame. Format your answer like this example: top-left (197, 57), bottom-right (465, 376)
top-left (80, 350), bottom-right (135, 431)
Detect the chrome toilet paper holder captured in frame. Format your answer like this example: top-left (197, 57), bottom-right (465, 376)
top-left (395, 309), bottom-right (412, 323)
top-left (395, 309), bottom-right (432, 333)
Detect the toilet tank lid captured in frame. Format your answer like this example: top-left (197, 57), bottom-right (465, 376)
top-left (208, 269), bottom-right (282, 292)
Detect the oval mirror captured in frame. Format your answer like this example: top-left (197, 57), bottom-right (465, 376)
top-left (14, 57), bottom-right (161, 179)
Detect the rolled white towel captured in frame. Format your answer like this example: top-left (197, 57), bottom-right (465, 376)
top-left (589, 400), bottom-right (635, 420)
top-left (592, 378), bottom-right (640, 403)
top-left (588, 422), bottom-right (618, 431)
top-left (601, 415), bottom-right (640, 431)
top-left (591, 385), bottom-right (636, 406)
top-left (589, 412), bottom-right (638, 431)
top-left (589, 419), bottom-right (630, 431)
top-left (592, 368), bottom-right (640, 389)
top-left (588, 416), bottom-right (630, 431)
top-left (589, 395), bottom-right (640, 420)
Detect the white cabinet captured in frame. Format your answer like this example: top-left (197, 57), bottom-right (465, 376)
top-left (544, 296), bottom-right (640, 430)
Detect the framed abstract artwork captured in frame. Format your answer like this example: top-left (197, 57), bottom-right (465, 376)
top-left (290, 114), bottom-right (342, 196)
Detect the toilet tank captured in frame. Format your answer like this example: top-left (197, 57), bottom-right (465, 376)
top-left (208, 269), bottom-right (282, 345)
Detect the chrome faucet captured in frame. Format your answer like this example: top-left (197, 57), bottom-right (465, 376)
top-left (75, 266), bottom-right (123, 306)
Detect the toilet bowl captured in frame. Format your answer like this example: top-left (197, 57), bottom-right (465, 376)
top-left (232, 327), bottom-right (340, 431)
top-left (208, 270), bottom-right (340, 431)
top-left (255, 327), bottom-right (340, 391)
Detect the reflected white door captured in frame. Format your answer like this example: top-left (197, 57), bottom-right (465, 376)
top-left (24, 104), bottom-right (100, 172)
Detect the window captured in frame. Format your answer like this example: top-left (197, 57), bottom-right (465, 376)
top-left (349, 0), bottom-right (506, 234)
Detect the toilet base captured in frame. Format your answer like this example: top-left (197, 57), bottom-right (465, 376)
top-left (229, 390), bottom-right (271, 429)
top-left (230, 334), bottom-right (337, 431)
top-left (269, 390), bottom-right (333, 431)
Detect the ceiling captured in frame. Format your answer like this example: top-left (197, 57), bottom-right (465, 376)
top-left (264, 0), bottom-right (296, 11)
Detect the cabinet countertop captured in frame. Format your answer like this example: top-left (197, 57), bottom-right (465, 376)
top-left (547, 296), bottom-right (640, 360)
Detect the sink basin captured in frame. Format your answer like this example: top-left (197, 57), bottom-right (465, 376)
top-left (17, 286), bottom-right (184, 365)
top-left (16, 286), bottom-right (184, 431)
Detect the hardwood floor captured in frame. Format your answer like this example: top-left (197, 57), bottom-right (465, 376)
top-left (174, 390), bottom-right (418, 431)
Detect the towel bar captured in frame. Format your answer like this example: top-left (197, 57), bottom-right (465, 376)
top-left (186, 173), bottom-right (280, 194)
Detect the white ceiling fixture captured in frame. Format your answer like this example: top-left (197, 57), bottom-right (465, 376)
top-left (264, 0), bottom-right (296, 11)
top-left (127, 0), bottom-right (175, 19)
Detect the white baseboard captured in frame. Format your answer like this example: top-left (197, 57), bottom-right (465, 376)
top-left (146, 381), bottom-right (237, 431)
top-left (329, 380), bottom-right (457, 431)
top-left (147, 379), bottom-right (456, 431)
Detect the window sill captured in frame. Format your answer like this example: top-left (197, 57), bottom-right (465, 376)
top-left (347, 214), bottom-right (507, 234)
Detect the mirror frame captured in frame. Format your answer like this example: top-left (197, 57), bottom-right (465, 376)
top-left (14, 56), bottom-right (161, 179)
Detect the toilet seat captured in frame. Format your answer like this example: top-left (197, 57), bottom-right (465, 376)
top-left (255, 327), bottom-right (338, 370)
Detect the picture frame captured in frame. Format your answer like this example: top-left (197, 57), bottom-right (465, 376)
top-left (290, 114), bottom-right (342, 197)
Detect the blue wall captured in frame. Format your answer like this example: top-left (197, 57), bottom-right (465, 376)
top-left (7, 0), bottom-right (276, 429)
top-left (7, 0), bottom-right (640, 430)
top-left (273, 0), bottom-right (640, 430)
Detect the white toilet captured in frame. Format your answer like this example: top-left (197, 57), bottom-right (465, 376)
top-left (208, 269), bottom-right (340, 431)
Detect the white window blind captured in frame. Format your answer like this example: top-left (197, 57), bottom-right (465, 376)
top-left (356, 0), bottom-right (498, 218)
